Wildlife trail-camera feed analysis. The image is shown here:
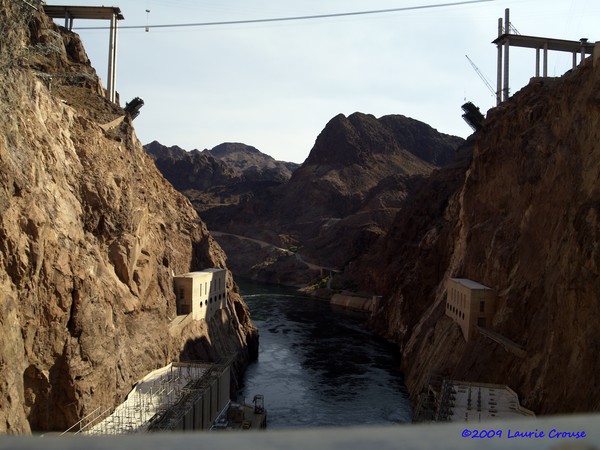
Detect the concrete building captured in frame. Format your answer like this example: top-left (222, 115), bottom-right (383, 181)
top-left (173, 269), bottom-right (227, 321)
top-left (446, 278), bottom-right (496, 341)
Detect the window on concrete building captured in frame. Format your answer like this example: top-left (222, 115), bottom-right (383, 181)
top-left (480, 301), bottom-right (485, 313)
top-left (179, 288), bottom-right (184, 300)
top-left (477, 317), bottom-right (486, 327)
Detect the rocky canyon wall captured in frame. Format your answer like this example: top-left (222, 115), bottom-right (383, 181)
top-left (359, 59), bottom-right (600, 415)
top-left (0, 2), bottom-right (256, 433)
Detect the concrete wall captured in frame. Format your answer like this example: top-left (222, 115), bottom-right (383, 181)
top-left (173, 269), bottom-right (227, 322)
top-left (330, 293), bottom-right (378, 313)
top-left (446, 278), bottom-right (496, 340)
top-left (219, 366), bottom-right (230, 412)
top-left (11, 413), bottom-right (599, 449)
top-left (170, 366), bottom-right (231, 431)
top-left (174, 277), bottom-right (193, 315)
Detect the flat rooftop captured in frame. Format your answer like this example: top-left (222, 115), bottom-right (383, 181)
top-left (175, 268), bottom-right (226, 278)
top-left (43, 5), bottom-right (124, 21)
top-left (450, 278), bottom-right (493, 290)
top-left (440, 380), bottom-right (534, 422)
top-left (493, 33), bottom-right (594, 54)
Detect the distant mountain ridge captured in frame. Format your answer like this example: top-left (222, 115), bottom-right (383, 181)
top-left (205, 142), bottom-right (299, 182)
top-left (147, 112), bottom-right (464, 285)
top-left (144, 141), bottom-right (298, 212)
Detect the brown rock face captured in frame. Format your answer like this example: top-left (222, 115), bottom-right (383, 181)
top-left (0, 2), bottom-right (257, 433)
top-left (200, 113), bottom-right (463, 281)
top-left (355, 61), bottom-right (600, 415)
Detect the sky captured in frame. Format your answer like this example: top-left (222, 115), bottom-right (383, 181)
top-left (47, 0), bottom-right (599, 163)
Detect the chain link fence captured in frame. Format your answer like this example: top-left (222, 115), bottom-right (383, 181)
top-left (0, 0), bottom-right (44, 68)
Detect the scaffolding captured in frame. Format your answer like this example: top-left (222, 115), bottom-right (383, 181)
top-left (0, 0), bottom-right (43, 68)
top-left (147, 366), bottom-right (223, 432)
top-left (493, 8), bottom-right (595, 105)
top-left (63, 362), bottom-right (230, 435)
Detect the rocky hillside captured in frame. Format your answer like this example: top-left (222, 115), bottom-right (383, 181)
top-left (200, 112), bottom-right (463, 284)
top-left (0, 1), bottom-right (257, 433)
top-left (206, 142), bottom-right (298, 182)
top-left (145, 141), bottom-right (298, 214)
top-left (351, 59), bottom-right (600, 414)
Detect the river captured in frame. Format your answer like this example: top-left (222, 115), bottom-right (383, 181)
top-left (237, 278), bottom-right (412, 429)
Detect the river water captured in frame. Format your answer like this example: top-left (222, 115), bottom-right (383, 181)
top-left (237, 279), bottom-right (412, 429)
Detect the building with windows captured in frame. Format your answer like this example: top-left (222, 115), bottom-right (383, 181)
top-left (446, 278), bottom-right (496, 341)
top-left (173, 269), bottom-right (227, 321)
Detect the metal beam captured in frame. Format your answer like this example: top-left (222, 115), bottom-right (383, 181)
top-left (43, 5), bottom-right (124, 21)
top-left (493, 33), bottom-right (595, 54)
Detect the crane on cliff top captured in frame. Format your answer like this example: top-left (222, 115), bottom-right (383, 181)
top-left (465, 55), bottom-right (496, 98)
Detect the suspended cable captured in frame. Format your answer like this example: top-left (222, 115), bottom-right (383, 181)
top-left (74, 0), bottom-right (499, 30)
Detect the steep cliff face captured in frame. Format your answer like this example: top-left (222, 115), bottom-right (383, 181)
top-left (360, 60), bottom-right (600, 414)
top-left (285, 112), bottom-right (457, 221)
top-left (0, 2), bottom-right (257, 433)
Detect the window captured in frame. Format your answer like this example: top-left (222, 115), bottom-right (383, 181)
top-left (480, 300), bottom-right (485, 313)
top-left (178, 288), bottom-right (184, 300)
top-left (477, 317), bottom-right (486, 327)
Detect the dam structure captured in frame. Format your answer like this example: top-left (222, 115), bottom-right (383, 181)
top-left (63, 362), bottom-right (231, 434)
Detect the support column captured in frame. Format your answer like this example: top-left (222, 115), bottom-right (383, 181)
top-left (536, 48), bottom-right (540, 77)
top-left (503, 8), bottom-right (510, 101)
top-left (496, 18), bottom-right (503, 105)
top-left (543, 43), bottom-right (548, 77)
top-left (594, 41), bottom-right (600, 69)
top-left (581, 38), bottom-right (588, 64)
top-left (107, 13), bottom-right (118, 103)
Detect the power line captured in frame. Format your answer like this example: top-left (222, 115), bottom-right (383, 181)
top-left (74, 0), bottom-right (499, 30)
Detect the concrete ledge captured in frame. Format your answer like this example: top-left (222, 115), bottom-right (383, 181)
top-left (330, 293), bottom-right (376, 313)
top-left (6, 413), bottom-right (599, 449)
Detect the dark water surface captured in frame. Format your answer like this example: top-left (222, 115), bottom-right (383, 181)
top-left (237, 279), bottom-right (412, 429)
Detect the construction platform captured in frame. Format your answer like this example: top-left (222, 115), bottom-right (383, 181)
top-left (63, 362), bottom-right (231, 435)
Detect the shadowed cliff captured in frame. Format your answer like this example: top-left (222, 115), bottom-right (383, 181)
top-left (350, 60), bottom-right (600, 415)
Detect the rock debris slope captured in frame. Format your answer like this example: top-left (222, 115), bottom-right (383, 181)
top-left (0, 1), bottom-right (257, 433)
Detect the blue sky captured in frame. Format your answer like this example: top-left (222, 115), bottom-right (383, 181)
top-left (48, 0), bottom-right (599, 162)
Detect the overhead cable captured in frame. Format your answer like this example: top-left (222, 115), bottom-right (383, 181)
top-left (74, 0), bottom-right (499, 30)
